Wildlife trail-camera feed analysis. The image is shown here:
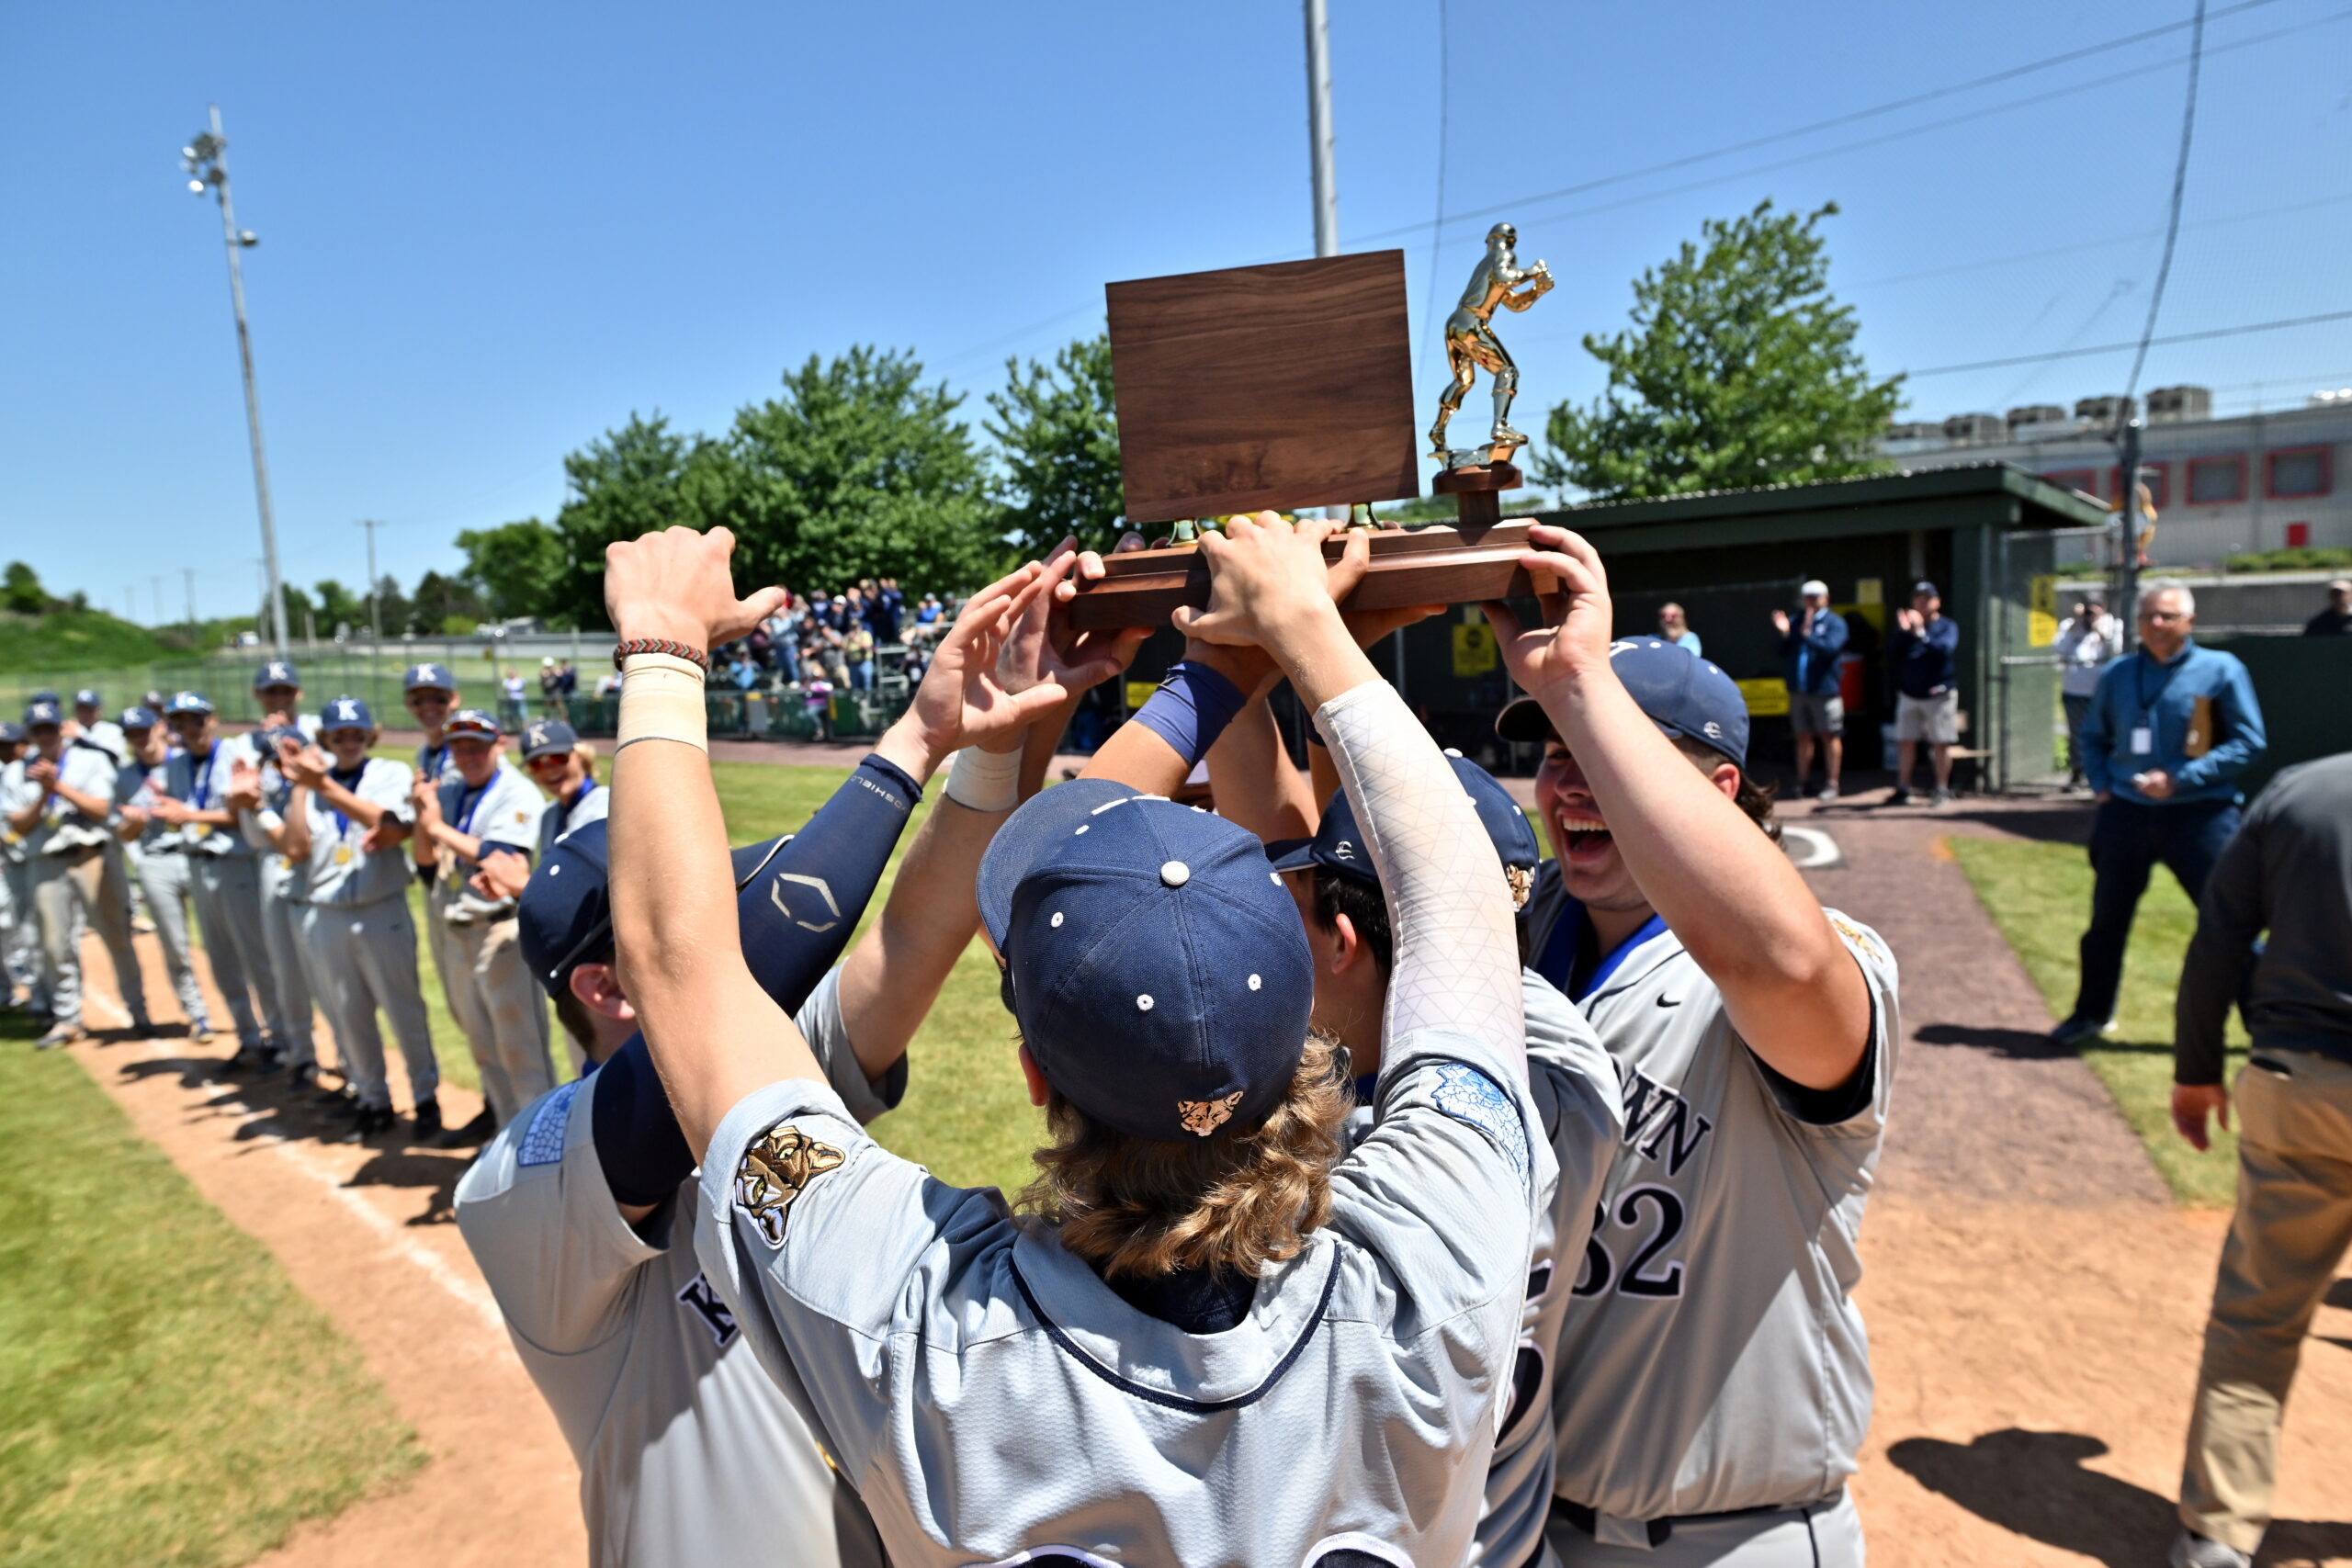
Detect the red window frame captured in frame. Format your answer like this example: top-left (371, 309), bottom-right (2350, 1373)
top-left (2043, 468), bottom-right (2099, 496)
top-left (2265, 445), bottom-right (2333, 500)
top-left (2109, 460), bottom-right (2169, 508)
top-left (2185, 455), bottom-right (2246, 506)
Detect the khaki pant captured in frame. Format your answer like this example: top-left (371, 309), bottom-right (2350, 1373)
top-left (432, 877), bottom-right (551, 1126)
top-left (2178, 1048), bottom-right (2352, 1555)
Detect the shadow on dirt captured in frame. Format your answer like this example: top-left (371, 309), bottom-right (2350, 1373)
top-left (1888, 1427), bottom-right (2352, 1566)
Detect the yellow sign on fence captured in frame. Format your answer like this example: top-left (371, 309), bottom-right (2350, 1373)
top-left (1452, 623), bottom-right (1498, 677)
top-left (2028, 574), bottom-right (2059, 647)
top-left (1737, 677), bottom-right (1792, 716)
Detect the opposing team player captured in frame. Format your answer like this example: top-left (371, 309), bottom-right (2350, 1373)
top-left (1484, 525), bottom-right (1901, 1566)
top-left (282, 697), bottom-right (442, 1138)
top-left (604, 521), bottom-right (1544, 1564)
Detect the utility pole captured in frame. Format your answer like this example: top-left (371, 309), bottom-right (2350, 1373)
top-left (184, 568), bottom-right (199, 642)
top-left (1303, 0), bottom-right (1340, 260)
top-left (2115, 415), bottom-right (2144, 653)
top-left (183, 107), bottom-right (288, 657)
top-left (356, 519), bottom-right (385, 645)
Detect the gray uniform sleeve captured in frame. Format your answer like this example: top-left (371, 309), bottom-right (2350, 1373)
top-left (476, 768), bottom-right (545, 852)
top-left (693, 1077), bottom-right (1012, 1486)
top-left (363, 760), bottom-right (416, 824)
top-left (454, 1076), bottom-right (665, 1356)
top-left (796, 966), bottom-right (908, 1125)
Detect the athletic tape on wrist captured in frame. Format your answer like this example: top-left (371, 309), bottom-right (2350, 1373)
top-left (1128, 660), bottom-right (1249, 768)
top-left (944, 744), bottom-right (1023, 813)
top-left (616, 659), bottom-right (708, 752)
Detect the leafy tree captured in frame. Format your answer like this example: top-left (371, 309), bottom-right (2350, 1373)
top-left (372, 575), bottom-right (413, 640)
top-left (1536, 201), bottom-right (1903, 501)
top-left (312, 579), bottom-right (371, 637)
top-left (550, 414), bottom-right (727, 628)
top-left (712, 347), bottom-right (1001, 596)
top-left (457, 517), bottom-right (570, 626)
top-left (3, 561), bottom-right (51, 615)
top-left (408, 570), bottom-right (484, 637)
top-left (986, 333), bottom-right (1125, 558)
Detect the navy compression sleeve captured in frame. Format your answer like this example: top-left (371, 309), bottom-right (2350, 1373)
top-left (591, 751), bottom-right (923, 1204)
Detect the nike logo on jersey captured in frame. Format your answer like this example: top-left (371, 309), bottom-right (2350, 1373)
top-left (1613, 1062), bottom-right (1714, 1176)
top-left (676, 1271), bottom-right (740, 1348)
top-left (1655, 996), bottom-right (1681, 1007)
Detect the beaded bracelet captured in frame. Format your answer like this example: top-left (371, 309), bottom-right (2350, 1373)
top-left (612, 637), bottom-right (709, 672)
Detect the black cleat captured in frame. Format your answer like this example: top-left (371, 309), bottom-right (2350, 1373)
top-left (411, 1096), bottom-right (445, 1142)
top-left (351, 1104), bottom-right (397, 1138)
top-left (433, 1108), bottom-right (496, 1149)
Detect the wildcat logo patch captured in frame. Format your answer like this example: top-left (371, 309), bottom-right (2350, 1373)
top-left (733, 1124), bottom-right (846, 1246)
top-left (1827, 913), bottom-right (1883, 964)
top-left (1176, 1092), bottom-right (1244, 1137)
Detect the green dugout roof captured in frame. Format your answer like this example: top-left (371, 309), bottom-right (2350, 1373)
top-left (1529, 461), bottom-right (2113, 547)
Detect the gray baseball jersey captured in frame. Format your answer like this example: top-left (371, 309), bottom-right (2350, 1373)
top-left (692, 1017), bottom-right (1547, 1567)
top-left (1332, 968), bottom-right (1622, 1568)
top-left (538, 780), bottom-right (609, 860)
top-left (9, 744), bottom-right (119, 856)
top-left (415, 738), bottom-right (456, 785)
top-left (301, 759), bottom-right (417, 907)
top-left (1547, 910), bottom-right (1900, 1527)
top-left (456, 968), bottom-right (893, 1568)
top-left (162, 742), bottom-right (252, 857)
top-left (439, 762), bottom-right (545, 857)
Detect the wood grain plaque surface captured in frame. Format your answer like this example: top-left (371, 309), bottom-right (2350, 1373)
top-left (1106, 252), bottom-right (1419, 524)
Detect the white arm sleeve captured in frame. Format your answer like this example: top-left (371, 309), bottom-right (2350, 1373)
top-left (1313, 680), bottom-right (1525, 1077)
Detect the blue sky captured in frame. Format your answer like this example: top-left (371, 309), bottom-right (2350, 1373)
top-left (5, 0), bottom-right (2348, 622)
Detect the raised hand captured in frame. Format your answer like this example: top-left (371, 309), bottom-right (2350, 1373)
top-left (225, 756), bottom-right (264, 812)
top-left (897, 562), bottom-right (1070, 768)
top-left (1770, 609), bottom-right (1791, 636)
top-left (1170, 513), bottom-right (1367, 653)
top-left (284, 744), bottom-right (330, 789)
top-left (1481, 523), bottom-right (1615, 700)
top-left (1004, 536), bottom-right (1150, 699)
top-left (603, 526), bottom-right (787, 653)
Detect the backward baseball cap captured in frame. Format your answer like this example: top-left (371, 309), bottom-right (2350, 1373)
top-left (978, 780), bottom-right (1315, 1143)
top-left (1269, 752), bottom-right (1540, 912)
top-left (1496, 637), bottom-right (1750, 769)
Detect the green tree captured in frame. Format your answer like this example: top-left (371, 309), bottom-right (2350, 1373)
top-left (408, 570), bottom-right (484, 637)
top-left (3, 561), bottom-right (50, 615)
top-left (712, 347), bottom-right (1001, 596)
top-left (986, 333), bottom-right (1125, 558)
top-left (372, 575), bottom-right (413, 640)
top-left (549, 414), bottom-right (726, 628)
top-left (1536, 201), bottom-right (1904, 501)
top-left (456, 517), bottom-right (570, 625)
top-left (311, 579), bottom-right (370, 637)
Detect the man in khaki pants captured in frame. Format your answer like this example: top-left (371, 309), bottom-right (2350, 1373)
top-left (2167, 751), bottom-right (2352, 1568)
top-left (410, 708), bottom-right (548, 1145)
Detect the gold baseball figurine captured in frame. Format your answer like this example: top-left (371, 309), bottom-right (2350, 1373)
top-left (1428, 222), bottom-right (1553, 464)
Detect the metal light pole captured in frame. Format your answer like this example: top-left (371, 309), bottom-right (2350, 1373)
top-left (183, 107), bottom-right (288, 657)
top-left (2114, 415), bottom-right (2145, 653)
top-left (357, 518), bottom-right (385, 644)
top-left (1303, 0), bottom-right (1340, 259)
top-left (184, 568), bottom-right (199, 642)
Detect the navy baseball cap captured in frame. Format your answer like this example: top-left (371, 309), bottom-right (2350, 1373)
top-left (1497, 637), bottom-right (1750, 769)
top-left (521, 717), bottom-right (578, 761)
top-left (74, 689), bottom-right (102, 708)
top-left (0, 722), bottom-right (23, 744)
top-left (256, 723), bottom-right (305, 756)
top-left (165, 690), bottom-right (215, 716)
top-left (121, 706), bottom-right (159, 731)
top-left (445, 707), bottom-right (502, 740)
top-left (1912, 580), bottom-right (1940, 598)
top-left (320, 695), bottom-right (374, 734)
top-left (29, 688), bottom-right (59, 705)
top-left (1270, 753), bottom-right (1540, 912)
top-left (253, 659), bottom-right (300, 691)
top-left (402, 662), bottom-right (456, 694)
top-left (24, 700), bottom-right (62, 728)
top-left (978, 779), bottom-right (1315, 1143)
top-left (518, 819), bottom-right (820, 996)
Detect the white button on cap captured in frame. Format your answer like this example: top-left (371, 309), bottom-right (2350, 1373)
top-left (1050, 911), bottom-right (1064, 928)
top-left (1159, 860), bottom-right (1190, 887)
top-left (1249, 974), bottom-right (1261, 990)
top-left (1136, 993), bottom-right (1155, 1011)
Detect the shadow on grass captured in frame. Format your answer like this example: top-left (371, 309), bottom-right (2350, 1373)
top-left (1888, 1427), bottom-right (2352, 1566)
top-left (1937, 804), bottom-right (2097, 847)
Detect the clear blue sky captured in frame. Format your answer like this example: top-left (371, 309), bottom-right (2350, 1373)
top-left (5, 0), bottom-right (2348, 623)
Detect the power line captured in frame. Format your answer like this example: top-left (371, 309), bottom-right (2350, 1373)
top-left (1906, 308), bottom-right (2352, 377)
top-left (2123, 0), bottom-right (2210, 400)
top-left (1345, 0), bottom-right (2296, 247)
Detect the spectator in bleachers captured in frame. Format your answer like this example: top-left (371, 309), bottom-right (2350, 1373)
top-left (865, 575), bottom-right (903, 644)
top-left (842, 622), bottom-right (876, 690)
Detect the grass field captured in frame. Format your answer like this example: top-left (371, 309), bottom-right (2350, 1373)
top-left (325, 755), bottom-right (1040, 1196)
top-left (1950, 835), bottom-right (2248, 1206)
top-left (0, 1014), bottom-right (424, 1568)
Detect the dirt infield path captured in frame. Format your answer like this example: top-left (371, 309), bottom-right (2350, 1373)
top-left (52, 788), bottom-right (2352, 1567)
top-left (61, 933), bottom-right (584, 1568)
top-left (1788, 797), bottom-right (2352, 1567)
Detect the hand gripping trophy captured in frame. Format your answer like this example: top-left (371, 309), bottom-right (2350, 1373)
top-left (1427, 222), bottom-right (1554, 465)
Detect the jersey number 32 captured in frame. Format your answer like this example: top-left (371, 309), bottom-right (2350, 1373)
top-left (1570, 1184), bottom-right (1686, 1300)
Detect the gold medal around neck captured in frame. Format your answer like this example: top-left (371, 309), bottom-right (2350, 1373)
top-left (334, 844), bottom-right (354, 865)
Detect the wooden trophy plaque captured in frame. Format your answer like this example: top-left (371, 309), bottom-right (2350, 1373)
top-left (1066, 250), bottom-right (1535, 630)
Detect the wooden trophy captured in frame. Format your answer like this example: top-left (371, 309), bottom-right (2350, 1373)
top-left (1065, 246), bottom-right (1545, 629)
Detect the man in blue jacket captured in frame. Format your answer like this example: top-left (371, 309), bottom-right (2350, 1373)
top-left (1773, 579), bottom-right (1849, 801)
top-left (2051, 580), bottom-right (2267, 1047)
top-left (1887, 581), bottom-right (1962, 807)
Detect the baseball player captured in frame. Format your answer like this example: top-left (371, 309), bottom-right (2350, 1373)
top-left (469, 717), bottom-right (608, 911)
top-left (457, 714), bottom-right (954, 1568)
top-left (236, 661), bottom-right (326, 1084)
top-left (604, 521), bottom-right (1544, 1563)
top-left (1483, 527), bottom-right (1901, 1565)
top-left (111, 706), bottom-right (216, 1040)
top-left (0, 721), bottom-right (40, 1011)
top-left (403, 662), bottom-right (461, 784)
top-left (412, 707), bottom-right (548, 1142)
top-left (152, 693), bottom-right (278, 1065)
top-left (70, 689), bottom-right (127, 763)
top-left (281, 697), bottom-right (441, 1139)
top-left (1236, 752), bottom-right (1622, 1567)
top-left (5, 699), bottom-right (153, 1046)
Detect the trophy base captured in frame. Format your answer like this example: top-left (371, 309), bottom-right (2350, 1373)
top-left (1066, 516), bottom-right (1537, 630)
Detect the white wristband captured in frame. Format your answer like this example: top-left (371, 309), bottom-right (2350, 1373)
top-left (254, 808), bottom-right (284, 833)
top-left (616, 659), bottom-right (708, 753)
top-left (944, 745), bottom-right (1023, 813)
